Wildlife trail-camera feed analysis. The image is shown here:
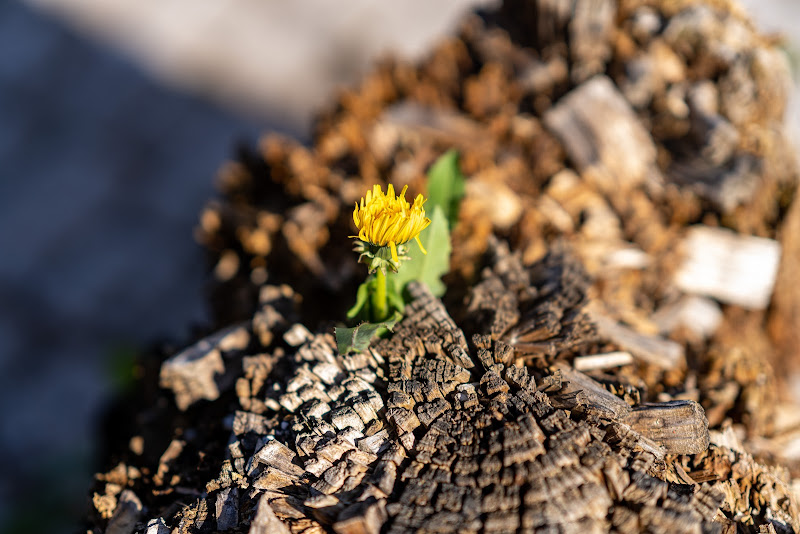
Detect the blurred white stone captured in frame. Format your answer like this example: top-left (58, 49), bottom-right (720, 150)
top-left (603, 246), bottom-right (651, 270)
top-left (652, 295), bottom-right (723, 338)
top-left (674, 226), bottom-right (781, 309)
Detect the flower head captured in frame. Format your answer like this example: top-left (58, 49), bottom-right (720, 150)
top-left (352, 184), bottom-right (431, 264)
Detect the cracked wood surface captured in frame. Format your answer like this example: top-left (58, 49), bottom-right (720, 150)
top-left (94, 245), bottom-right (800, 534)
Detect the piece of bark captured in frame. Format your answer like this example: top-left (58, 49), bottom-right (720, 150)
top-left (626, 401), bottom-right (709, 455)
top-left (153, 439), bottom-right (184, 486)
top-left (333, 498), bottom-right (387, 534)
top-left (686, 81), bottom-right (739, 166)
top-left (544, 75), bottom-right (660, 193)
top-left (160, 323), bottom-right (250, 410)
top-left (250, 439), bottom-right (305, 478)
top-left (215, 487), bottom-right (239, 531)
top-left (249, 494), bottom-right (292, 534)
top-left (160, 345), bottom-right (224, 411)
top-left (284, 323), bottom-right (314, 347)
top-left (668, 154), bottom-right (762, 214)
top-left (674, 226), bottom-right (781, 309)
top-left (553, 362), bottom-right (632, 421)
top-left (376, 102), bottom-right (488, 149)
top-left (554, 364), bottom-right (709, 455)
top-left (569, 0), bottom-right (616, 83)
top-left (501, 244), bottom-right (598, 359)
top-left (105, 490), bottom-right (142, 534)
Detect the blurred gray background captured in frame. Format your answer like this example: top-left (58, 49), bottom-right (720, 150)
top-left (0, 0), bottom-right (796, 531)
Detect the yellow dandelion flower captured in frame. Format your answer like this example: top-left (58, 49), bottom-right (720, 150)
top-left (352, 184), bottom-right (431, 264)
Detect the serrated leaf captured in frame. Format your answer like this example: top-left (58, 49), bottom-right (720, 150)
top-left (427, 149), bottom-right (466, 229)
top-left (335, 311), bottom-right (403, 355)
top-left (391, 206), bottom-right (451, 297)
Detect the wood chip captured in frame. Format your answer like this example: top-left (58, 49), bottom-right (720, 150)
top-left (544, 75), bottom-right (660, 193)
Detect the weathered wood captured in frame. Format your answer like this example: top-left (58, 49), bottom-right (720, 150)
top-left (97, 240), bottom-right (798, 533)
top-left (590, 308), bottom-right (685, 369)
top-left (554, 364), bottom-right (709, 455)
top-left (215, 487), bottom-right (239, 531)
top-left (669, 154), bottom-right (762, 214)
top-left (159, 336), bottom-right (224, 411)
top-left (498, 243), bottom-right (598, 359)
top-left (553, 362), bottom-right (632, 421)
top-left (249, 494), bottom-right (292, 534)
top-left (626, 401), bottom-right (709, 455)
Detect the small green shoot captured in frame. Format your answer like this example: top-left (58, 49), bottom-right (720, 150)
top-left (341, 150), bottom-right (466, 355)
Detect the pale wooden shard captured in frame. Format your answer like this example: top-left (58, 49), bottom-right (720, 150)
top-left (377, 102), bottom-right (488, 148)
top-left (573, 351), bottom-right (634, 371)
top-left (333, 498), bottom-right (387, 534)
top-left (144, 518), bottom-right (169, 534)
top-left (674, 226), bottom-right (781, 309)
top-left (252, 439), bottom-right (305, 477)
top-left (284, 323), bottom-right (314, 347)
top-left (544, 75), bottom-right (660, 193)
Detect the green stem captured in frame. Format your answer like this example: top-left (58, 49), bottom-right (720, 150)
top-left (372, 269), bottom-right (389, 322)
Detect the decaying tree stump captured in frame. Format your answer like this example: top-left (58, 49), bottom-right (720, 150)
top-left (90, 246), bottom-right (800, 533)
top-left (89, 0), bottom-right (800, 532)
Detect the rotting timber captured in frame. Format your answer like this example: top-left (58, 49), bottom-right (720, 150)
top-left (93, 243), bottom-right (799, 533)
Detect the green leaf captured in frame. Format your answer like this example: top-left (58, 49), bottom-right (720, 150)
top-left (391, 205), bottom-right (451, 297)
top-left (426, 149), bottom-right (466, 229)
top-left (346, 279), bottom-right (371, 320)
top-left (335, 311), bottom-right (403, 355)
